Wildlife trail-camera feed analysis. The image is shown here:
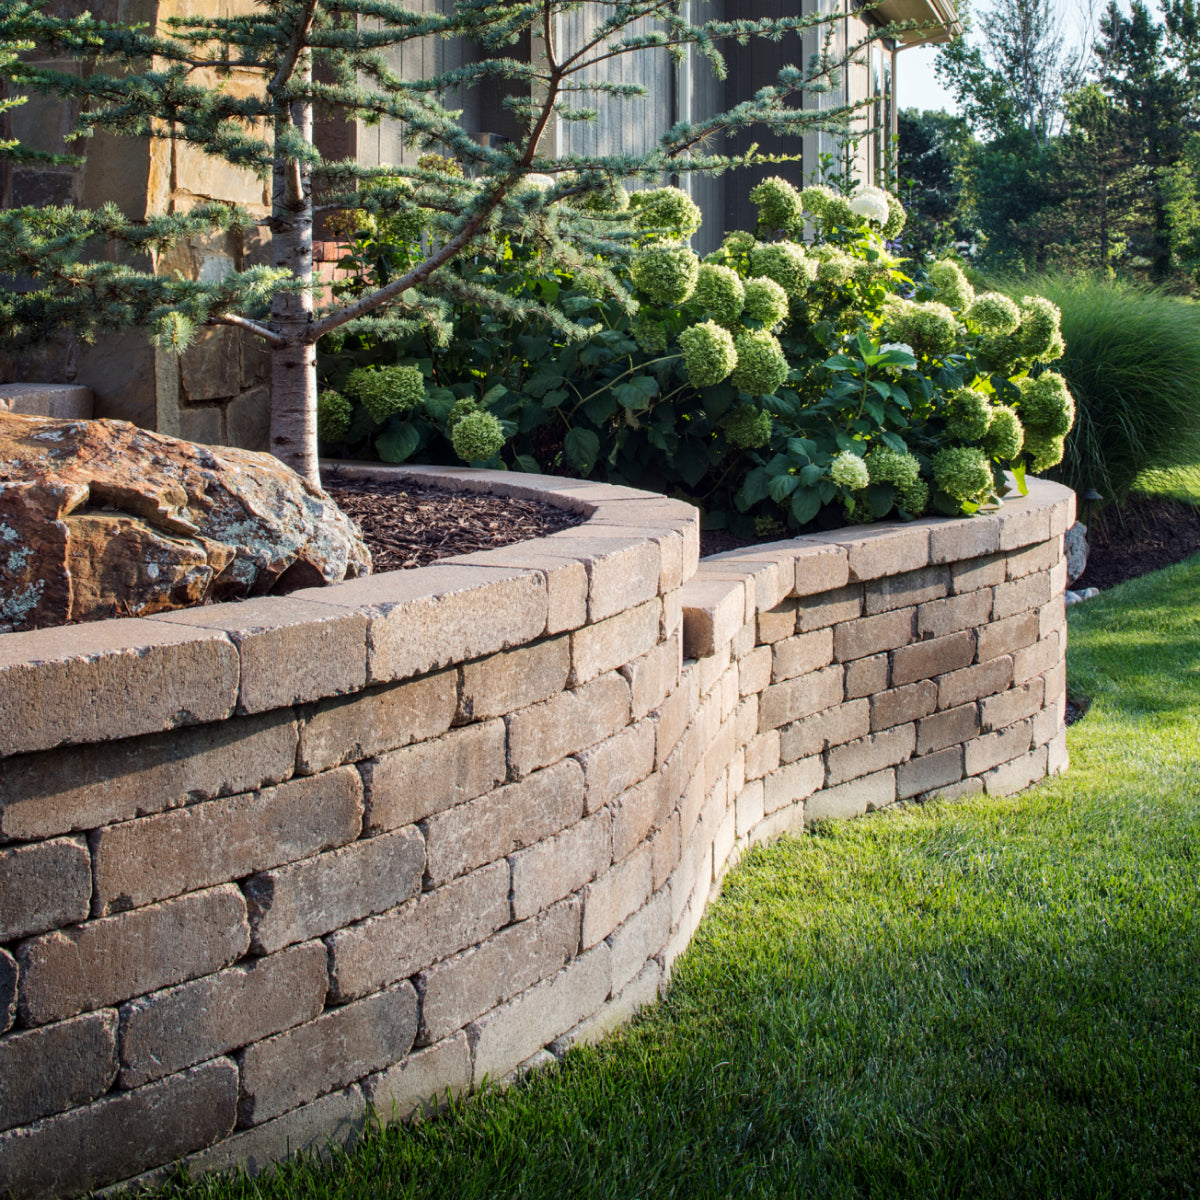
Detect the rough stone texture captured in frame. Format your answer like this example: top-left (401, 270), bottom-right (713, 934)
top-left (681, 578), bottom-right (745, 658)
top-left (1064, 521), bottom-right (1088, 585)
top-left (870, 681), bottom-right (937, 732)
top-left (363, 1033), bottom-right (472, 1124)
top-left (460, 638), bottom-right (570, 720)
top-left (897, 746), bottom-right (964, 799)
top-left (796, 585), bottom-right (861, 632)
top-left (0, 413), bottom-right (368, 632)
top-left (91, 768), bottom-right (363, 915)
top-left (572, 601), bottom-right (660, 686)
top-left (863, 566), bottom-right (949, 616)
top-left (806, 768), bottom-right (896, 822)
top-left (764, 756), bottom-right (824, 814)
top-left (510, 811), bottom-right (612, 921)
top-left (582, 844), bottom-right (653, 949)
top-left (917, 589), bottom-right (993, 640)
top-left (756, 603), bottom-right (796, 643)
top-left (245, 826), bottom-right (425, 955)
top-left (964, 719), bottom-right (1034, 776)
top-left (917, 702), bottom-right (981, 755)
top-left (237, 983), bottom-right (419, 1127)
top-left (0, 836), bottom-right (91, 941)
top-left (758, 664), bottom-right (843, 731)
top-left (17, 885), bottom-right (250, 1027)
top-left (576, 720), bottom-right (656, 814)
top-left (0, 383), bottom-right (93, 420)
top-left (834, 608), bottom-right (914, 662)
top-left (119, 942), bottom-right (328, 1089)
top-left (826, 725), bottom-right (915, 787)
top-left (938, 656), bottom-right (1014, 710)
top-left (0, 1010), bottom-right (117, 1133)
top-left (0, 951), bottom-right (16, 1035)
top-left (976, 611), bottom-right (1040, 663)
top-left (772, 628), bottom-right (834, 682)
top-left (622, 635), bottom-right (681, 721)
top-left (506, 673), bottom-right (630, 779)
top-left (779, 700), bottom-right (870, 763)
top-left (844, 653), bottom-right (889, 698)
top-left (891, 630), bottom-right (976, 688)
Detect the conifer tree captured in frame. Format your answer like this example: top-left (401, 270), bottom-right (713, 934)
top-left (0, 0), bottom-right (886, 483)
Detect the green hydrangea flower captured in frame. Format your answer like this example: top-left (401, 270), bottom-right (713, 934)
top-left (812, 245), bottom-right (854, 285)
top-left (945, 388), bottom-right (993, 442)
top-left (865, 445), bottom-right (921, 488)
top-left (723, 230), bottom-right (757, 257)
top-left (678, 320), bottom-right (738, 388)
top-left (692, 263), bottom-right (745, 325)
top-left (448, 397), bottom-right (480, 428)
top-left (316, 390), bottom-right (352, 444)
top-left (830, 451), bottom-right (871, 491)
top-left (928, 259), bottom-right (975, 311)
top-left (983, 404), bottom-right (1024, 460)
top-left (749, 176), bottom-right (804, 234)
top-left (730, 329), bottom-right (789, 396)
top-left (632, 315), bottom-right (670, 354)
top-left (883, 298), bottom-right (960, 361)
top-left (566, 176), bottom-right (630, 214)
top-left (628, 186), bottom-right (703, 241)
top-left (722, 403), bottom-right (774, 449)
top-left (800, 185), bottom-right (834, 219)
top-left (882, 193), bottom-right (907, 240)
top-left (451, 410), bottom-right (505, 463)
top-left (749, 241), bottom-right (813, 297)
top-left (846, 493), bottom-right (877, 524)
top-left (742, 277), bottom-right (789, 329)
top-left (1023, 429), bottom-right (1066, 472)
top-left (630, 243), bottom-right (700, 305)
top-left (932, 445), bottom-right (994, 504)
top-left (821, 192), bottom-right (857, 228)
top-left (346, 364), bottom-right (425, 423)
top-left (1014, 295), bottom-right (1063, 362)
top-left (1019, 372), bottom-right (1076, 436)
top-left (966, 291), bottom-right (1021, 335)
top-left (895, 476), bottom-right (929, 515)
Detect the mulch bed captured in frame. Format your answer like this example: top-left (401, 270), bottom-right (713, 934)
top-left (1072, 493), bottom-right (1200, 592)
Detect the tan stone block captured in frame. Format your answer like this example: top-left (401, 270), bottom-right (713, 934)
top-left (0, 1059), bottom-right (237, 1200)
top-left (460, 637), bottom-right (570, 719)
top-left (698, 559), bottom-right (792, 621)
top-left (791, 541), bottom-right (851, 596)
top-left (622, 634), bottom-right (681, 721)
top-left (896, 746), bottom-right (963, 799)
top-left (1006, 538), bottom-right (1061, 580)
top-left (1012, 630), bottom-right (1062, 685)
top-left (17, 885), bottom-right (249, 1027)
top-left (1042, 659), bottom-right (1067, 704)
top-left (759, 664), bottom-right (844, 732)
top-left (738, 645), bottom-right (772, 696)
top-left (924, 775), bottom-right (985, 802)
top-left (153, 598), bottom-right (369, 714)
top-left (1033, 693), bottom-right (1064, 747)
top-left (772, 627), bottom-right (835, 682)
top-left (363, 1034), bottom-right (471, 1125)
top-left (326, 861), bottom-right (510, 1003)
top-left (731, 619), bottom-right (756, 661)
top-left (606, 888), bottom-right (671, 994)
top-left (1, 951), bottom-right (16, 1035)
top-left (980, 678), bottom-right (1045, 733)
top-left (917, 702), bottom-right (981, 755)
top-left (0, 383), bottom-right (93, 420)
top-left (997, 497), bottom-right (1052, 551)
top-left (650, 811), bottom-right (682, 891)
top-left (834, 607), bottom-right (915, 662)
top-left (654, 666), bottom-right (698, 768)
top-left (929, 514), bottom-right (1001, 564)
top-left (297, 670), bottom-right (456, 775)
top-left (871, 680), bottom-right (937, 732)
top-left (917, 588), bottom-right (993, 640)
top-left (681, 578), bottom-right (745, 658)
top-left (0, 1010), bottom-right (117, 1133)
top-left (757, 602), bottom-right (797, 643)
top-left (736, 778), bottom-right (766, 838)
top-left (539, 533), bottom-right (659, 622)
top-left (743, 730), bottom-right (781, 781)
top-left (419, 900), bottom-right (581, 1043)
top-left (422, 759), bottom-right (584, 888)
top-left (507, 673), bottom-right (630, 778)
top-left (826, 723), bottom-right (916, 787)
top-left (119, 942), bottom-right (328, 1089)
top-left (0, 837), bottom-right (91, 942)
top-left (572, 600), bottom-right (660, 686)
top-left (1039, 595), bottom-right (1067, 641)
top-left (245, 827), bottom-right (425, 955)
top-left (938, 656), bottom-right (1014, 710)
top-left (1047, 728), bottom-right (1069, 776)
top-left (779, 699), bottom-right (870, 763)
top-left (581, 843), bottom-right (653, 949)
top-left (992, 570), bottom-right (1052, 621)
top-left (451, 545), bottom-right (588, 635)
top-left (611, 777), bottom-right (667, 863)
top-left (892, 629), bottom-right (976, 687)
top-left (361, 720), bottom-right (506, 833)
top-left (983, 742), bottom-right (1048, 796)
top-left (796, 584), bottom-right (863, 633)
top-left (0, 710), bottom-right (297, 842)
top-left (976, 610), bottom-right (1040, 662)
top-left (818, 523), bottom-right (931, 582)
top-left (764, 756), bottom-right (824, 814)
top-left (844, 653), bottom-right (889, 698)
top-left (701, 717), bottom-right (738, 796)
top-left (577, 719), bottom-right (657, 814)
top-left (964, 718), bottom-right (1034, 776)
top-left (805, 768), bottom-right (896, 822)
top-left (510, 811), bottom-right (612, 921)
top-left (238, 982), bottom-right (418, 1127)
top-left (0, 618), bottom-right (238, 758)
top-left (713, 802), bottom-right (737, 881)
top-left (863, 566), bottom-right (950, 616)
top-left (697, 642), bottom-right (731, 698)
top-left (951, 553), bottom-right (1006, 594)
top-left (92, 768), bottom-right (363, 915)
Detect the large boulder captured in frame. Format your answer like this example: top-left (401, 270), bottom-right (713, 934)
top-left (0, 413), bottom-right (371, 632)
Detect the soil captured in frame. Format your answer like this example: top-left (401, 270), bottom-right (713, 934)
top-left (1072, 493), bottom-right (1200, 592)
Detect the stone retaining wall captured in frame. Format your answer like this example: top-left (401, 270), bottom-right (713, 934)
top-left (0, 467), bottom-right (1074, 1198)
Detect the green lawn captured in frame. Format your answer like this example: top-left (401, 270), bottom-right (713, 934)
top-left (148, 513), bottom-right (1200, 1200)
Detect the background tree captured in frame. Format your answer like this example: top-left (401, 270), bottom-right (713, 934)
top-left (896, 107), bottom-right (972, 259)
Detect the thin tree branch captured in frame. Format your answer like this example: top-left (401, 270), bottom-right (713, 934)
top-left (210, 312), bottom-right (288, 346)
top-left (268, 0), bottom-right (319, 97)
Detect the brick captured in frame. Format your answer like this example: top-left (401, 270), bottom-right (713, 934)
top-left (863, 566), bottom-right (950, 616)
top-left (1047, 729), bottom-right (1069, 776)
top-left (892, 630), bottom-right (976, 687)
top-left (0, 620), bottom-right (238, 759)
top-left (571, 601), bottom-right (660, 686)
top-left (611, 777), bottom-right (666, 862)
top-left (997, 498), bottom-right (1051, 551)
top-left (764, 756), bottom-right (824, 814)
top-left (1013, 631), bottom-right (1062, 685)
top-left (844, 653), bottom-right (889, 698)
top-left (771, 628), bottom-right (835, 682)
top-left (460, 637), bottom-right (570, 719)
top-left (577, 719), bottom-right (656, 814)
top-left (871, 680), bottom-right (937, 731)
top-left (246, 827), bottom-right (424, 955)
top-left (1033, 693), bottom-right (1064, 747)
top-left (0, 1059), bottom-right (237, 1200)
top-left (607, 888), bottom-right (671, 994)
top-left (92, 767), bottom-right (363, 916)
top-left (297, 670), bottom-right (456, 775)
top-left (731, 621), bottom-right (756, 660)
top-left (938, 656), bottom-right (1014, 710)
top-left (779, 700), bottom-right (869, 762)
top-left (238, 982), bottom-right (419, 1127)
top-left (917, 589), bottom-right (992, 640)
top-left (1006, 538), bottom-right (1061, 579)
top-left (797, 585), bottom-right (862, 632)
top-left (701, 718), bottom-right (738, 796)
top-left (980, 678), bottom-right (1044, 733)
top-left (0, 1010), bottom-right (117, 1133)
top-left (511, 811), bottom-right (612, 921)
top-left (697, 643), bottom-right (731, 697)
top-left (419, 900), bottom-right (581, 1043)
top-left (927, 776), bottom-right (985, 802)
top-left (363, 1033), bottom-right (471, 1125)
top-left (819, 523), bottom-right (931, 582)
top-left (565, 536), bottom-right (660, 622)
top-left (759, 664), bottom-right (843, 731)
top-left (450, 544), bottom-right (589, 635)
top-left (1042, 659), bottom-right (1066, 703)
top-left (650, 812), bottom-right (681, 891)
top-left (757, 603), bottom-right (796, 643)
top-left (951, 553), bottom-right (1005, 594)
top-left (736, 778), bottom-right (766, 838)
top-left (17, 885), bottom-right (249, 1027)
top-left (361, 720), bottom-right (506, 833)
top-left (654, 667), bottom-right (698, 768)
top-left (984, 742), bottom-right (1048, 796)
top-left (0, 837), bottom-right (91, 941)
top-left (582, 843), bottom-right (653, 949)
top-left (791, 542), bottom-right (851, 596)
top-left (992, 571), bottom-right (1052, 621)
top-left (977, 610), bottom-right (1040, 663)
top-left (622, 634), bottom-right (681, 720)
top-left (917, 702), bottom-right (980, 755)
top-left (681, 578), bottom-right (745, 657)
top-left (739, 645), bottom-right (772, 696)
top-left (0, 951), bottom-right (15, 1034)
top-left (507, 673), bottom-right (630, 778)
top-left (929, 514), bottom-right (1000, 563)
top-left (1039, 595), bottom-right (1067, 641)
top-left (663, 587), bottom-right (684, 639)
top-left (697, 561), bottom-right (787, 621)
top-left (826, 724), bottom-right (915, 787)
top-left (834, 608), bottom-right (914, 662)
top-left (964, 719), bottom-right (1034, 775)
top-left (805, 768), bottom-right (896, 822)
top-left (469, 945), bottom-right (611, 1087)
top-left (897, 747), bottom-right (963, 799)
top-left (118, 942), bottom-right (328, 1090)
top-left (735, 695), bottom-right (758, 748)
top-left (326, 861), bottom-right (510, 1002)
top-left (0, 709), bottom-right (297, 842)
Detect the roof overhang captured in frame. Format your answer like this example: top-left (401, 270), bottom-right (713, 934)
top-left (862, 0), bottom-right (961, 46)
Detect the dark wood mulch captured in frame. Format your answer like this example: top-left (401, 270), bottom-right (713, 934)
top-left (1073, 493), bottom-right (1200, 592)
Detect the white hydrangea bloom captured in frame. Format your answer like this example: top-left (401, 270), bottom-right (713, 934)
top-left (849, 191), bottom-right (890, 224)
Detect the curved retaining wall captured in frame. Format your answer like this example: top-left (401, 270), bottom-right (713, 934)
top-left (0, 467), bottom-right (1074, 1198)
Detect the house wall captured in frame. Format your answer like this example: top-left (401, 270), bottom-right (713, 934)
top-left (0, 470), bottom-right (1073, 1199)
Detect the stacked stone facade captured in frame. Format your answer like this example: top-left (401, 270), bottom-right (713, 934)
top-left (0, 467), bottom-right (1073, 1198)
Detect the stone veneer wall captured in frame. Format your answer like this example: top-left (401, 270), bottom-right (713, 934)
top-left (0, 467), bottom-right (1074, 1199)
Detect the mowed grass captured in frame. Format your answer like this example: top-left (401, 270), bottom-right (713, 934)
top-left (148, 553), bottom-right (1200, 1200)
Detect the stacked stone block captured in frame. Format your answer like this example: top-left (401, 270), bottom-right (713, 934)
top-left (0, 466), bottom-right (1073, 1198)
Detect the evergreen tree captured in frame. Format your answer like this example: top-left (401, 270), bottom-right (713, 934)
top-left (0, 0), bottom-right (881, 483)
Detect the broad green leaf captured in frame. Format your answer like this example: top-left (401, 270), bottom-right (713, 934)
top-left (564, 427), bottom-right (600, 471)
top-left (790, 487), bottom-right (821, 526)
top-left (865, 483), bottom-right (894, 517)
top-left (768, 473), bottom-right (800, 503)
top-left (375, 421), bottom-right (420, 464)
top-left (1012, 463), bottom-right (1029, 494)
top-left (740, 468), bottom-right (770, 506)
top-left (514, 454), bottom-right (542, 474)
top-left (879, 430), bottom-right (909, 454)
top-left (799, 463), bottom-right (824, 487)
